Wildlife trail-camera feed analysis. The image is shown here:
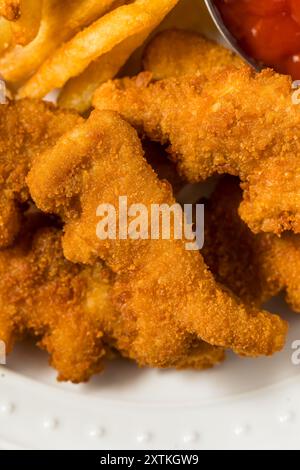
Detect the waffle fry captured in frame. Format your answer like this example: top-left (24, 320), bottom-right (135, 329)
top-left (18, 0), bottom-right (179, 99)
top-left (58, 30), bottom-right (150, 113)
top-left (0, 0), bottom-right (20, 20)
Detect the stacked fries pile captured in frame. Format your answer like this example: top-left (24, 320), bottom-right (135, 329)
top-left (0, 0), bottom-right (179, 112)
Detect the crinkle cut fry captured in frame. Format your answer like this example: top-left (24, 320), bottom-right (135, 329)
top-left (0, 214), bottom-right (226, 378)
top-left (27, 110), bottom-right (287, 360)
top-left (57, 30), bottom-right (151, 113)
top-left (0, 99), bottom-right (81, 248)
top-left (93, 66), bottom-right (300, 235)
top-left (0, 99), bottom-right (224, 378)
top-left (203, 176), bottom-right (300, 313)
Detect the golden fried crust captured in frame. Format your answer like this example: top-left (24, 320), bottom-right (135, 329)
top-left (143, 140), bottom-right (185, 195)
top-left (202, 177), bottom-right (278, 307)
top-left (0, 99), bottom-right (82, 248)
top-left (171, 339), bottom-right (225, 370)
top-left (0, 0), bottom-right (20, 20)
top-left (143, 29), bottom-right (243, 79)
top-left (0, 213), bottom-right (113, 383)
top-left (28, 110), bottom-right (287, 358)
top-left (93, 67), bottom-right (300, 235)
top-left (268, 235), bottom-right (300, 312)
top-left (0, 211), bottom-right (225, 378)
top-left (203, 177), bottom-right (300, 313)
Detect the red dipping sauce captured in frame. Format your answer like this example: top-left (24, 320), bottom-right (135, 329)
top-left (215, 0), bottom-right (300, 79)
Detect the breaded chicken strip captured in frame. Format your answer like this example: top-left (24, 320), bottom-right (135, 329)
top-left (0, 213), bottom-right (113, 383)
top-left (203, 177), bottom-right (300, 313)
top-left (0, 0), bottom-right (20, 20)
top-left (0, 212), bottom-right (226, 377)
top-left (28, 110), bottom-right (287, 359)
top-left (93, 67), bottom-right (300, 235)
top-left (143, 29), bottom-right (243, 79)
top-left (0, 99), bottom-right (81, 247)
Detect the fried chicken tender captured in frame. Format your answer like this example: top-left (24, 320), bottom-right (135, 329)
top-left (28, 110), bottom-right (287, 359)
top-left (0, 99), bottom-right (81, 248)
top-left (0, 212), bottom-right (114, 383)
top-left (0, 213), bottom-right (226, 377)
top-left (143, 29), bottom-right (243, 80)
top-left (93, 65), bottom-right (300, 235)
top-left (203, 177), bottom-right (300, 313)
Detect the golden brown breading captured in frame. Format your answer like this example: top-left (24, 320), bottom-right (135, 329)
top-left (143, 29), bottom-right (243, 79)
top-left (0, 99), bottom-right (81, 248)
top-left (203, 177), bottom-right (300, 313)
top-left (0, 212), bottom-right (226, 378)
top-left (93, 66), bottom-right (300, 235)
top-left (0, 99), bottom-right (224, 377)
top-left (90, 139), bottom-right (223, 371)
top-left (28, 110), bottom-right (287, 359)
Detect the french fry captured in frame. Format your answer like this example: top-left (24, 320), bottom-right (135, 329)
top-left (0, 0), bottom-right (125, 84)
top-left (10, 0), bottom-right (42, 45)
top-left (0, 0), bottom-right (20, 20)
top-left (18, 0), bottom-right (179, 99)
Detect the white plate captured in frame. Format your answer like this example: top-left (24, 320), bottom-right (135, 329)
top-left (1, 0), bottom-right (300, 450)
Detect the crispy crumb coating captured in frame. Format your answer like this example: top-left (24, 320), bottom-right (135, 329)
top-left (143, 29), bottom-right (243, 79)
top-left (203, 177), bottom-right (300, 313)
top-left (93, 65), bottom-right (300, 235)
top-left (28, 110), bottom-right (287, 359)
top-left (0, 99), bottom-right (82, 247)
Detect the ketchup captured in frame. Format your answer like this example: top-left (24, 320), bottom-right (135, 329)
top-left (215, 0), bottom-right (300, 79)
